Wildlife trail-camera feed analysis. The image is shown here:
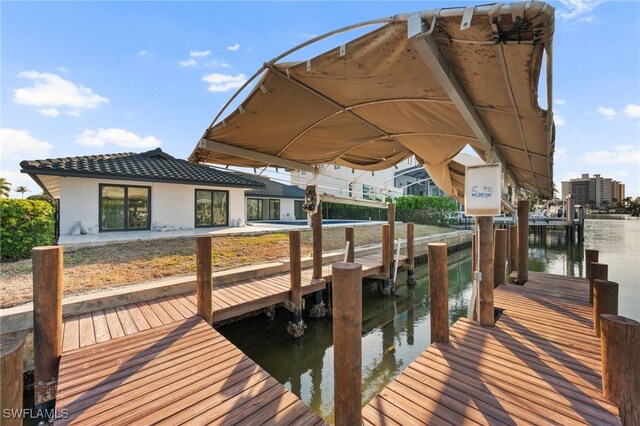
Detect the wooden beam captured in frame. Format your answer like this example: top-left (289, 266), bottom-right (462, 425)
top-left (312, 203), bottom-right (323, 280)
top-left (345, 227), bottom-right (355, 263)
top-left (494, 228), bottom-right (507, 288)
top-left (589, 263), bottom-right (608, 305)
top-left (593, 279), bottom-right (618, 337)
top-left (478, 217), bottom-right (495, 327)
top-left (585, 249), bottom-right (599, 282)
top-left (196, 236), bottom-right (213, 324)
top-left (387, 203), bottom-right (396, 279)
top-left (406, 222), bottom-right (416, 285)
top-left (509, 224), bottom-right (518, 275)
top-left (517, 200), bottom-right (529, 284)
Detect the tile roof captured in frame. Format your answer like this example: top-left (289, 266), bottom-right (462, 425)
top-left (20, 148), bottom-right (264, 189)
top-left (243, 174), bottom-right (305, 199)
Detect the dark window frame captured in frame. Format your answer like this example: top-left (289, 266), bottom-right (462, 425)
top-left (247, 198), bottom-right (264, 221)
top-left (268, 199), bottom-right (280, 220)
top-left (194, 189), bottom-right (229, 228)
top-left (99, 183), bottom-right (151, 232)
top-left (294, 200), bottom-right (304, 220)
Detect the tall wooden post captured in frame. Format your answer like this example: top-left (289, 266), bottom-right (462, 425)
top-left (287, 230), bottom-right (305, 337)
top-left (381, 224), bottom-right (391, 295)
top-left (589, 262), bottom-right (608, 305)
top-left (478, 217), bottom-right (494, 327)
top-left (601, 314), bottom-right (640, 425)
top-left (1, 332), bottom-right (27, 426)
top-left (585, 249), bottom-right (599, 282)
top-left (593, 279), bottom-right (618, 337)
top-left (509, 224), bottom-right (518, 274)
top-left (494, 228), bottom-right (507, 288)
top-left (196, 236), bottom-right (213, 324)
top-left (33, 246), bottom-right (63, 411)
top-left (312, 202), bottom-right (323, 280)
top-left (387, 203), bottom-right (396, 280)
top-left (406, 222), bottom-right (416, 285)
top-left (428, 243), bottom-right (449, 343)
top-left (345, 227), bottom-right (355, 263)
top-left (332, 262), bottom-right (363, 426)
top-left (517, 200), bottom-right (529, 284)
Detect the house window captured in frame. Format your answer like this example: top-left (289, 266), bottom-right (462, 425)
top-left (334, 165), bottom-right (340, 169)
top-left (363, 184), bottom-right (372, 200)
top-left (195, 189), bottom-right (228, 227)
top-left (247, 198), bottom-right (263, 221)
top-left (100, 184), bottom-right (150, 231)
top-left (294, 200), bottom-right (305, 219)
top-left (348, 183), bottom-right (353, 198)
top-left (268, 199), bottom-right (280, 220)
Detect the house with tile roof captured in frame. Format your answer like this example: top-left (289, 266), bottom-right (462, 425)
top-left (240, 174), bottom-right (305, 221)
top-left (20, 148), bottom-right (265, 243)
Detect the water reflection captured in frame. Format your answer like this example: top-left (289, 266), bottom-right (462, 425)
top-left (218, 250), bottom-right (473, 422)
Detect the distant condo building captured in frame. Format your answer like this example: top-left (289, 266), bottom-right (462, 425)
top-left (561, 174), bottom-right (625, 209)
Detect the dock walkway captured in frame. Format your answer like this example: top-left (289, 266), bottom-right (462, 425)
top-left (364, 271), bottom-right (621, 425)
top-left (61, 253), bottom-right (405, 350)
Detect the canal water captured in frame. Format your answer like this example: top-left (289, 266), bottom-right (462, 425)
top-left (219, 218), bottom-right (639, 422)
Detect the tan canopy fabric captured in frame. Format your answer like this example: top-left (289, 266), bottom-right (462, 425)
top-left (190, 2), bottom-right (556, 200)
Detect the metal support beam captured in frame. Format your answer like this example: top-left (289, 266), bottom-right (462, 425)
top-left (407, 14), bottom-right (516, 188)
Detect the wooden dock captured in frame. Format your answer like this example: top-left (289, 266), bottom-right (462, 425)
top-left (55, 316), bottom-right (325, 425)
top-left (364, 271), bottom-right (622, 425)
top-left (61, 253), bottom-right (405, 350)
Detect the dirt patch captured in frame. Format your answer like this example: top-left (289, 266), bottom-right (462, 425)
top-left (0, 223), bottom-right (452, 306)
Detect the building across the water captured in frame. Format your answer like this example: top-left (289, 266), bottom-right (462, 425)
top-left (561, 173), bottom-right (625, 210)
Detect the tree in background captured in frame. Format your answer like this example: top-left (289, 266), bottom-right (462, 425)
top-left (0, 178), bottom-right (11, 198)
top-left (395, 195), bottom-right (458, 227)
top-left (15, 186), bottom-right (29, 199)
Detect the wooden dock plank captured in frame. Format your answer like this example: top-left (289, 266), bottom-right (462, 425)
top-left (62, 315), bottom-right (79, 352)
top-left (77, 313), bottom-right (95, 348)
top-left (365, 272), bottom-right (621, 425)
top-left (54, 316), bottom-right (324, 425)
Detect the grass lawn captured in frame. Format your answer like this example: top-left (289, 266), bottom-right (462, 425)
top-left (0, 223), bottom-right (453, 307)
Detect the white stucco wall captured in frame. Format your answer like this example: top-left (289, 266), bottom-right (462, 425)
top-left (245, 197), bottom-right (300, 221)
top-left (58, 177), bottom-right (247, 236)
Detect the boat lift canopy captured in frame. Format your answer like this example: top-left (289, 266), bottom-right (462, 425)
top-left (190, 1), bottom-right (556, 202)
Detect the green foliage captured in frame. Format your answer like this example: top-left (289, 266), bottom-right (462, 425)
top-left (395, 195), bottom-right (458, 227)
top-left (1, 199), bottom-right (55, 261)
top-left (323, 202), bottom-right (387, 221)
top-left (27, 192), bottom-right (56, 205)
top-left (0, 178), bottom-right (11, 198)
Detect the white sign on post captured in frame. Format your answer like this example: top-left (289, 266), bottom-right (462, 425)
top-left (464, 164), bottom-right (502, 217)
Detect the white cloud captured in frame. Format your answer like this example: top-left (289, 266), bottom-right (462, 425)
top-left (227, 43), bottom-right (240, 52)
top-left (553, 98), bottom-right (566, 105)
top-left (202, 73), bottom-right (247, 92)
top-left (555, 147), bottom-right (568, 163)
top-left (558, 0), bottom-right (602, 21)
top-left (38, 108), bottom-right (60, 117)
top-left (178, 58), bottom-right (197, 67)
top-left (190, 50), bottom-right (211, 57)
top-left (56, 67), bottom-right (69, 74)
top-left (623, 104), bottom-right (640, 118)
top-left (554, 114), bottom-right (566, 126)
top-left (138, 50), bottom-right (150, 57)
top-left (596, 106), bottom-right (617, 119)
top-left (582, 145), bottom-right (640, 165)
top-left (14, 71), bottom-right (109, 116)
top-left (206, 59), bottom-right (231, 69)
top-left (0, 129), bottom-right (54, 165)
top-left (76, 128), bottom-right (162, 149)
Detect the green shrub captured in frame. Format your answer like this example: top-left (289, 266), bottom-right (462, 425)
top-left (1, 199), bottom-right (55, 261)
top-left (396, 195), bottom-right (458, 227)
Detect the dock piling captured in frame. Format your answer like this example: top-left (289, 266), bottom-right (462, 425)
top-left (517, 200), bottom-right (529, 284)
top-left (509, 224), bottom-right (518, 275)
top-left (309, 202), bottom-right (327, 318)
top-left (381, 224), bottom-right (392, 295)
top-left (287, 230), bottom-right (306, 337)
top-left (196, 236), bottom-right (213, 324)
top-left (494, 228), bottom-right (507, 288)
top-left (428, 243), bottom-right (449, 343)
top-left (407, 222), bottom-right (416, 286)
top-left (1, 332), bottom-right (27, 426)
top-left (345, 227), bottom-right (354, 263)
top-left (593, 279), bottom-right (618, 337)
top-left (589, 262), bottom-right (608, 305)
top-left (478, 217), bottom-right (495, 326)
top-left (585, 249), bottom-right (599, 282)
top-left (600, 314), bottom-right (640, 425)
top-left (33, 246), bottom-right (63, 413)
top-left (332, 262), bottom-right (363, 426)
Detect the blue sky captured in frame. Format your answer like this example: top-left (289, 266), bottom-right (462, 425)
top-left (2, 1), bottom-right (639, 197)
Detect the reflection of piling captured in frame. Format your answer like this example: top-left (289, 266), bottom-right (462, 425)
top-left (406, 222), bottom-right (416, 286)
top-left (33, 246), bottom-right (63, 419)
top-left (287, 230), bottom-right (306, 337)
top-left (332, 262), bottom-right (363, 426)
top-left (428, 243), bottom-right (449, 343)
top-left (601, 314), bottom-right (640, 425)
